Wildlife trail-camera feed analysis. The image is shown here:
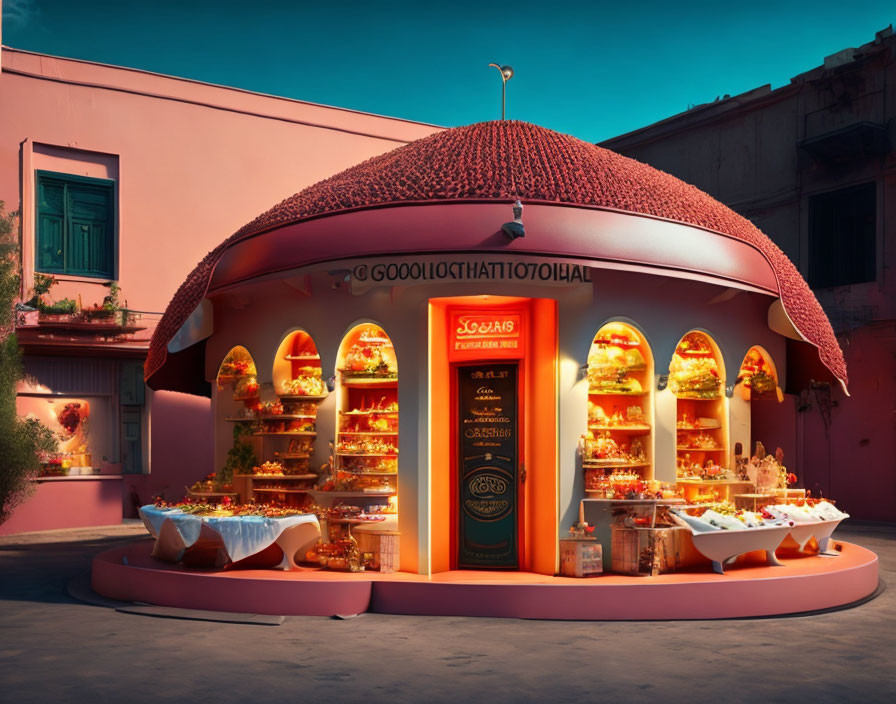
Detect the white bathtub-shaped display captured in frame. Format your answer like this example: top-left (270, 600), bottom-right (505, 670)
top-left (670, 509), bottom-right (792, 574)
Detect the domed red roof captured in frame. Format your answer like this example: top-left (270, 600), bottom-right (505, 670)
top-left (146, 121), bottom-right (846, 390)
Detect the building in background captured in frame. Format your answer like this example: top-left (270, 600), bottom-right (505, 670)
top-left (0, 45), bottom-right (441, 534)
top-left (601, 26), bottom-right (896, 521)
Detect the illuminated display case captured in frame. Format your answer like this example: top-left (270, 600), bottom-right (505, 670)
top-left (217, 346), bottom-right (259, 402)
top-left (219, 335), bottom-right (325, 507)
top-left (583, 322), bottom-right (654, 495)
top-left (273, 330), bottom-right (327, 400)
top-left (737, 346), bottom-right (781, 402)
top-left (671, 331), bottom-right (728, 487)
top-left (317, 323), bottom-right (399, 515)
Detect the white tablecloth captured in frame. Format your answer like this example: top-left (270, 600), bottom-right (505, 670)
top-left (139, 505), bottom-right (320, 563)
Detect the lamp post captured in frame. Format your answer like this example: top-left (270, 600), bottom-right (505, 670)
top-left (488, 63), bottom-right (514, 120)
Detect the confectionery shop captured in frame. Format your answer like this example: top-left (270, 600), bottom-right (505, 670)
top-left (93, 121), bottom-right (878, 619)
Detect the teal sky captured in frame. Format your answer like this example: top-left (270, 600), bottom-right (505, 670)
top-left (3, 0), bottom-right (894, 142)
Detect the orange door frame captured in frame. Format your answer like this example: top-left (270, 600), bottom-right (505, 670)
top-left (429, 296), bottom-right (557, 575)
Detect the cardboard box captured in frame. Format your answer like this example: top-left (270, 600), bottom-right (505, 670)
top-left (611, 525), bottom-right (693, 576)
top-left (559, 538), bottom-right (603, 577)
top-left (357, 530), bottom-right (400, 573)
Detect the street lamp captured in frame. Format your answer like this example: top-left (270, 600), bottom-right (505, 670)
top-left (488, 63), bottom-right (514, 120)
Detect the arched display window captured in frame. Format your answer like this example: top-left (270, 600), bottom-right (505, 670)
top-left (583, 322), bottom-right (654, 496)
top-left (670, 331), bottom-right (727, 483)
top-left (273, 330), bottom-right (325, 399)
top-left (325, 323), bottom-right (399, 519)
top-left (736, 346), bottom-right (782, 402)
top-left (216, 346), bottom-right (259, 403)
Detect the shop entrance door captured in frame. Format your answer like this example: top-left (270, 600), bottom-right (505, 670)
top-left (457, 363), bottom-right (519, 569)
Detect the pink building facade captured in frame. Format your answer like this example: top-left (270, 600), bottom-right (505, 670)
top-left (0, 46), bottom-right (441, 534)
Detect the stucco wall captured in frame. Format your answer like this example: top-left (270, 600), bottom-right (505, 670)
top-left (0, 47), bottom-right (441, 314)
top-left (204, 256), bottom-right (784, 573)
top-left (0, 47), bottom-right (441, 532)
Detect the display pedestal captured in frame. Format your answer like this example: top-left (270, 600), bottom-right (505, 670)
top-left (93, 540), bottom-right (880, 620)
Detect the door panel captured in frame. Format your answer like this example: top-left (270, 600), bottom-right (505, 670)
top-left (457, 363), bottom-right (519, 569)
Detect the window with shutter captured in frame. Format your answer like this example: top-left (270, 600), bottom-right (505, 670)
top-left (808, 182), bottom-right (876, 289)
top-left (35, 171), bottom-right (116, 279)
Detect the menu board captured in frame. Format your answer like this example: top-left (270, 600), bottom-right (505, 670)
top-left (457, 363), bottom-right (518, 569)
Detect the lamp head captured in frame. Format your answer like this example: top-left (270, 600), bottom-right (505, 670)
top-left (501, 221), bottom-right (525, 240)
top-left (502, 200), bottom-right (525, 240)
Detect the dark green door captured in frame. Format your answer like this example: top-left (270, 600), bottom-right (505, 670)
top-left (457, 363), bottom-right (519, 569)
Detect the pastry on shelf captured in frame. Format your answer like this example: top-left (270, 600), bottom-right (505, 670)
top-left (587, 402), bottom-right (609, 425)
top-left (282, 401), bottom-right (319, 417)
top-left (589, 376), bottom-right (642, 395)
top-left (737, 348), bottom-right (778, 397)
top-left (679, 432), bottom-right (720, 450)
top-left (280, 368), bottom-right (326, 397)
top-left (340, 332), bottom-right (397, 379)
top-left (337, 456), bottom-right (398, 475)
top-left (232, 376), bottom-right (260, 400)
top-left (336, 437), bottom-right (398, 455)
top-left (258, 401), bottom-right (284, 416)
top-left (581, 431), bottom-right (643, 465)
top-left (668, 332), bottom-right (722, 399)
top-left (624, 348), bottom-right (646, 370)
top-left (287, 437), bottom-right (314, 455)
top-left (253, 460), bottom-right (285, 476)
top-left (217, 349), bottom-right (257, 385)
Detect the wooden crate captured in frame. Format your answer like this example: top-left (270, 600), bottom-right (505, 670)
top-left (611, 525), bottom-right (691, 576)
top-left (357, 530), bottom-right (400, 573)
top-left (559, 538), bottom-right (603, 577)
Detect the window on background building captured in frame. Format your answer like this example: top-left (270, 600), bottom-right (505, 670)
top-left (808, 182), bottom-right (876, 289)
top-left (36, 170), bottom-right (116, 279)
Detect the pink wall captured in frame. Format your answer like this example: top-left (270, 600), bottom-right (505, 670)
top-left (800, 327), bottom-right (896, 522)
top-left (753, 328), bottom-right (896, 523)
top-left (0, 47), bottom-right (441, 532)
top-left (130, 390), bottom-right (215, 515)
top-left (0, 47), bottom-right (442, 313)
top-left (750, 396), bottom-right (798, 480)
top-left (0, 477), bottom-right (123, 536)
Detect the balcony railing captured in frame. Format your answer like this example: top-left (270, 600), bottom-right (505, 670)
top-left (14, 308), bottom-right (163, 354)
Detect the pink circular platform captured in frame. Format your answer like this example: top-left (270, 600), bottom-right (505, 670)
top-left (92, 539), bottom-right (880, 620)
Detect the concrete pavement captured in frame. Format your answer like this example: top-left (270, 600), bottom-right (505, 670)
top-left (0, 521), bottom-right (894, 703)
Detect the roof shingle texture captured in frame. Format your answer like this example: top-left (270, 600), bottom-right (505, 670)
top-left (145, 120), bottom-right (846, 389)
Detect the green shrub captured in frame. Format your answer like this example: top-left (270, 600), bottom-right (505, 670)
top-left (0, 203), bottom-right (58, 524)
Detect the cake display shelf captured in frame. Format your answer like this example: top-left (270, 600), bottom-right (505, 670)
top-left (335, 452), bottom-right (398, 458)
top-left (338, 431), bottom-right (398, 436)
top-left (254, 431), bottom-right (317, 436)
top-left (591, 425), bottom-right (651, 432)
top-left (309, 490), bottom-right (397, 499)
top-left (234, 473), bottom-right (316, 480)
top-left (252, 488), bottom-right (313, 494)
top-left (582, 461), bottom-right (650, 469)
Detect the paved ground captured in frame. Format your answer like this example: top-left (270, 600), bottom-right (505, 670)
top-left (1, 521), bottom-right (894, 704)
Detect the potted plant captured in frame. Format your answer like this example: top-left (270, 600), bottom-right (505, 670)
top-left (37, 296), bottom-right (78, 321)
top-left (83, 281), bottom-right (121, 322)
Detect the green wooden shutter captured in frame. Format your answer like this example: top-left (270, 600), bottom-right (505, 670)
top-left (119, 361), bottom-right (146, 406)
top-left (36, 178), bottom-right (65, 272)
top-left (67, 184), bottom-right (113, 277)
top-left (35, 171), bottom-right (115, 278)
top-left (121, 408), bottom-right (143, 474)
